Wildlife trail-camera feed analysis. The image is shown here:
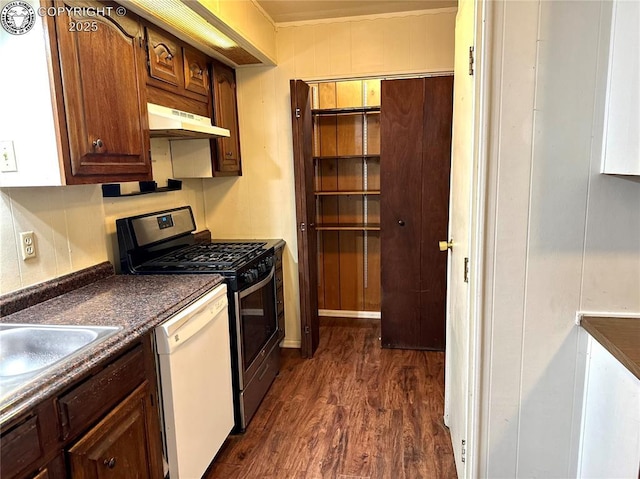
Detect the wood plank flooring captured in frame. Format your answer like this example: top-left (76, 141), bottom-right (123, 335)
top-left (204, 318), bottom-right (457, 479)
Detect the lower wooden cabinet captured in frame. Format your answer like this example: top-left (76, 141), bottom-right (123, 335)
top-left (67, 382), bottom-right (162, 479)
top-left (0, 335), bottom-right (163, 479)
top-left (31, 455), bottom-right (66, 479)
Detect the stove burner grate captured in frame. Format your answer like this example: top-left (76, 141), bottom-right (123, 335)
top-left (143, 241), bottom-right (267, 270)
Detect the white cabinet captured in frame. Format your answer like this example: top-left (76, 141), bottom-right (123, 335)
top-left (577, 335), bottom-right (640, 478)
top-left (0, 5), bottom-right (64, 187)
top-left (601, 0), bottom-right (640, 176)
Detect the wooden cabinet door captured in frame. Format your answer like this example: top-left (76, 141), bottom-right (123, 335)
top-left (183, 47), bottom-right (210, 97)
top-left (53, 0), bottom-right (151, 184)
top-left (146, 27), bottom-right (182, 87)
top-left (380, 76), bottom-right (453, 350)
top-left (419, 76), bottom-right (453, 351)
top-left (290, 80), bottom-right (320, 358)
top-left (380, 78), bottom-right (426, 349)
top-left (211, 61), bottom-right (242, 175)
top-left (67, 382), bottom-right (162, 479)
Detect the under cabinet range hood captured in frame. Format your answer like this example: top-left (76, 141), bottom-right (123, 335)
top-left (147, 103), bottom-right (230, 140)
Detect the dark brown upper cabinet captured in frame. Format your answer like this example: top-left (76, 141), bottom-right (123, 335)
top-left (51, 0), bottom-right (152, 184)
top-left (146, 27), bottom-right (182, 87)
top-left (144, 26), bottom-right (211, 117)
top-left (211, 60), bottom-right (242, 176)
top-left (183, 47), bottom-right (210, 97)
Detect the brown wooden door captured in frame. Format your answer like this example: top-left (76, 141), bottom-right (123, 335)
top-left (290, 80), bottom-right (320, 358)
top-left (67, 381), bottom-right (162, 479)
top-left (380, 76), bottom-right (453, 350)
top-left (212, 61), bottom-right (242, 176)
top-left (53, 0), bottom-right (151, 184)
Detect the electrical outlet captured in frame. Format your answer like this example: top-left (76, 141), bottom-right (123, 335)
top-left (0, 141), bottom-right (17, 172)
top-left (20, 231), bottom-right (36, 260)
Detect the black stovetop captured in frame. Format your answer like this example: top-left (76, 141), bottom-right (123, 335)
top-left (144, 242), bottom-right (267, 271)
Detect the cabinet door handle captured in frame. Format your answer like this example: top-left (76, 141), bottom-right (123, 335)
top-left (104, 457), bottom-right (117, 469)
top-left (226, 151), bottom-right (233, 156)
top-left (92, 138), bottom-right (103, 148)
top-left (398, 220), bottom-right (405, 226)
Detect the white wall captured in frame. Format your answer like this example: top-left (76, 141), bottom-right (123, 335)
top-left (480, 1), bottom-right (640, 477)
top-left (0, 185), bottom-right (107, 293)
top-left (203, 8), bottom-right (456, 347)
top-left (0, 139), bottom-right (206, 293)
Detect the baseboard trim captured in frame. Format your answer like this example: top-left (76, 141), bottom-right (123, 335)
top-left (281, 339), bottom-right (301, 349)
top-left (319, 309), bottom-right (381, 319)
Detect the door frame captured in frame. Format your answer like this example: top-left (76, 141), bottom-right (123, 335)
top-left (442, 0), bottom-right (492, 477)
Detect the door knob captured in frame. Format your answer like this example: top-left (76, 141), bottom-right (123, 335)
top-left (439, 239), bottom-right (453, 251)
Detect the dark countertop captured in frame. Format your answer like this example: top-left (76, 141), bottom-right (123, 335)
top-left (0, 269), bottom-right (224, 425)
top-left (581, 316), bottom-right (640, 380)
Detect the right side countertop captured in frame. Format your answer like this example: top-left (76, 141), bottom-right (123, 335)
top-left (581, 316), bottom-right (640, 380)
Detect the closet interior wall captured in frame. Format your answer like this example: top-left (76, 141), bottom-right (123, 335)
top-left (307, 80), bottom-right (382, 314)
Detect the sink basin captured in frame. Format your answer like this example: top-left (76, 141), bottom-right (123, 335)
top-left (0, 324), bottom-right (120, 402)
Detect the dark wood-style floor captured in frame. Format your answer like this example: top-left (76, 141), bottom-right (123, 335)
top-left (205, 318), bottom-right (457, 479)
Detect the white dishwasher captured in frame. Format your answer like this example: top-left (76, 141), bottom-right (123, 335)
top-left (155, 283), bottom-right (233, 479)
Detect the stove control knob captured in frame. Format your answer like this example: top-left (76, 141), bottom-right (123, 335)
top-left (243, 269), bottom-right (258, 283)
top-left (258, 261), bottom-right (267, 273)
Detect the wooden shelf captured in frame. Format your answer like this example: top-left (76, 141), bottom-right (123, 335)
top-left (313, 155), bottom-right (380, 161)
top-left (314, 190), bottom-right (380, 196)
top-left (101, 179), bottom-right (182, 198)
top-left (316, 223), bottom-right (381, 231)
top-left (312, 106), bottom-right (381, 116)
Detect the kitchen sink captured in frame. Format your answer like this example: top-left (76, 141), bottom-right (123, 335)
top-left (0, 324), bottom-right (120, 402)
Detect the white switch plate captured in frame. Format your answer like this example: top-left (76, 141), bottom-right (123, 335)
top-left (0, 140), bottom-right (17, 172)
top-left (20, 231), bottom-right (36, 260)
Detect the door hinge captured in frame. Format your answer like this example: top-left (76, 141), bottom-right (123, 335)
top-left (469, 46), bottom-right (475, 76)
top-left (464, 257), bottom-right (470, 283)
top-left (461, 439), bottom-right (466, 462)
top-left (304, 325), bottom-right (310, 334)
top-left (295, 108), bottom-right (301, 118)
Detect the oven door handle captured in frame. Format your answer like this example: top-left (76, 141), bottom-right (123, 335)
top-left (237, 266), bottom-right (275, 299)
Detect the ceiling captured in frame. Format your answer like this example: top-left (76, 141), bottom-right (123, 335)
top-left (256, 0), bottom-right (458, 24)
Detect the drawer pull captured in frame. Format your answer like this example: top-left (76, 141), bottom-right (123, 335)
top-left (257, 361), bottom-right (270, 381)
top-left (104, 457), bottom-right (117, 469)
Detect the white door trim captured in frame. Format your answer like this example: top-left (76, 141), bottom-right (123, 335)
top-left (468, 0), bottom-right (493, 477)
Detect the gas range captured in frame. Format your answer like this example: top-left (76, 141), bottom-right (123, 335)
top-left (116, 207), bottom-right (275, 290)
top-left (116, 206), bottom-right (283, 433)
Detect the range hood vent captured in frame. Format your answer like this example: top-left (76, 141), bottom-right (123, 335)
top-left (147, 103), bottom-right (230, 140)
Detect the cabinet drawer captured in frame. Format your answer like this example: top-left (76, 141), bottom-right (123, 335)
top-left (57, 345), bottom-right (145, 441)
top-left (1, 415), bottom-right (44, 478)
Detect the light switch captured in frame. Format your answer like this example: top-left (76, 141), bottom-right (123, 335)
top-left (0, 141), bottom-right (17, 172)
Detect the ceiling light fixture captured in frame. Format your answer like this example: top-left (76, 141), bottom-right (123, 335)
top-left (122, 0), bottom-right (268, 65)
